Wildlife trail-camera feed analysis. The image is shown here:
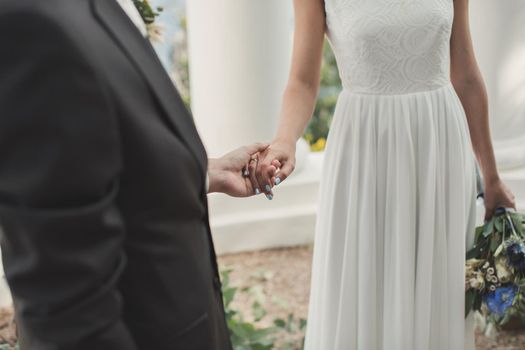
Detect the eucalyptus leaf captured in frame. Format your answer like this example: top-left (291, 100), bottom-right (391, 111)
top-left (511, 213), bottom-right (525, 235)
top-left (490, 232), bottom-right (501, 253)
top-left (483, 219), bottom-right (495, 238)
top-left (494, 216), bottom-right (504, 233)
top-left (465, 289), bottom-right (476, 318)
top-left (473, 292), bottom-right (483, 311)
top-left (474, 225), bottom-right (484, 242)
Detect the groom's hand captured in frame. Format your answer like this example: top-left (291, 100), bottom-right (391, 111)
top-left (208, 143), bottom-right (276, 197)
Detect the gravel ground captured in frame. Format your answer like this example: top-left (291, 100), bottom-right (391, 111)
top-left (0, 245), bottom-right (522, 349)
top-left (218, 245), bottom-right (525, 350)
top-left (0, 307), bottom-right (16, 348)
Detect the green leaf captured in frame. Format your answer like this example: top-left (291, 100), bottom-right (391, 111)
top-left (300, 318), bottom-right (308, 331)
top-left (474, 225), bottom-right (485, 242)
top-left (273, 318), bottom-right (286, 328)
top-left (222, 286), bottom-right (237, 308)
top-left (252, 301), bottom-right (267, 322)
top-left (500, 313), bottom-right (512, 326)
top-left (286, 313), bottom-right (297, 333)
top-left (221, 266), bottom-right (306, 349)
top-left (511, 213), bottom-right (525, 235)
top-left (490, 232), bottom-right (501, 253)
top-left (280, 343), bottom-right (294, 350)
top-left (465, 289), bottom-right (476, 318)
top-left (483, 219), bottom-right (495, 238)
top-left (473, 292), bottom-right (483, 311)
top-left (494, 216), bottom-right (504, 233)
top-left (467, 240), bottom-right (489, 260)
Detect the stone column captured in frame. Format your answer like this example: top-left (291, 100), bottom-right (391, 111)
top-left (186, 0), bottom-right (294, 158)
top-left (185, 2), bottom-right (319, 255)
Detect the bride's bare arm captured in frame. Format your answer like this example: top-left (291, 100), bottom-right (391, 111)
top-left (255, 0), bottom-right (326, 197)
top-left (274, 0), bottom-right (326, 146)
top-left (450, 0), bottom-right (515, 217)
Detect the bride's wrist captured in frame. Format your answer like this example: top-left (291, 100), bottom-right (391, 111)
top-left (482, 171), bottom-right (501, 188)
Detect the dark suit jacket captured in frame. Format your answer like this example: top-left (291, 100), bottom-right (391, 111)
top-left (0, 1), bottom-right (232, 349)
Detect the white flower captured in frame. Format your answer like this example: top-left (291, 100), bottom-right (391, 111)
top-left (465, 260), bottom-right (488, 291)
top-left (147, 23), bottom-right (164, 44)
top-left (467, 259), bottom-right (485, 269)
top-left (468, 276), bottom-right (485, 290)
top-left (466, 269), bottom-right (486, 291)
top-left (495, 256), bottom-right (513, 283)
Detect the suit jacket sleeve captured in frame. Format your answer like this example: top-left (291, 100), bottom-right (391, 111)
top-left (0, 10), bottom-right (138, 350)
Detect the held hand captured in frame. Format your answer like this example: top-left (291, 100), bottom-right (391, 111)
top-left (484, 178), bottom-right (516, 220)
top-left (208, 143), bottom-right (275, 197)
top-left (255, 140), bottom-right (297, 199)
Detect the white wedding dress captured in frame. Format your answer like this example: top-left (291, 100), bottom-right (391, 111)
top-left (304, 0), bottom-right (477, 349)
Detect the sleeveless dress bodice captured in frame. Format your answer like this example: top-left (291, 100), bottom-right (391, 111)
top-left (325, 0), bottom-right (454, 94)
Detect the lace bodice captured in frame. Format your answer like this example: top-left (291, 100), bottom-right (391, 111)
top-left (325, 0), bottom-right (454, 94)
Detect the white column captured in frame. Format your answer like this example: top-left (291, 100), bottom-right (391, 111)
top-left (186, 2), bottom-right (319, 255)
top-left (470, 0), bottom-right (525, 170)
top-left (186, 0), bottom-right (293, 158)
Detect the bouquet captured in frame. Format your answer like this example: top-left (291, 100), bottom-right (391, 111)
top-left (465, 207), bottom-right (525, 326)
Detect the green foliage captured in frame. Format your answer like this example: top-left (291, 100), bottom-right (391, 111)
top-left (132, 0), bottom-right (163, 25)
top-left (466, 210), bottom-right (525, 327)
top-left (170, 15), bottom-right (192, 109)
top-left (0, 344), bottom-right (18, 350)
top-left (304, 39), bottom-right (342, 150)
top-left (170, 15), bottom-right (339, 142)
top-left (221, 270), bottom-right (307, 350)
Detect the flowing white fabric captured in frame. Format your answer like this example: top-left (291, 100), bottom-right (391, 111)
top-left (305, 0), bottom-right (478, 349)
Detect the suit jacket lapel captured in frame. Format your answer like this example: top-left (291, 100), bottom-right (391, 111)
top-left (91, 0), bottom-right (207, 176)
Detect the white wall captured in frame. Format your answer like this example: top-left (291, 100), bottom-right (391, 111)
top-left (470, 0), bottom-right (525, 170)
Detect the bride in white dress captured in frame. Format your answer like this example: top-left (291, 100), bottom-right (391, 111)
top-left (255, 0), bottom-right (516, 349)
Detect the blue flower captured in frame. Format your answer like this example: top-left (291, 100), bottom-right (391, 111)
top-left (506, 241), bottom-right (525, 272)
top-left (485, 285), bottom-right (518, 317)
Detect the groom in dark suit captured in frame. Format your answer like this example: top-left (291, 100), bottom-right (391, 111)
top-left (0, 0), bottom-right (269, 349)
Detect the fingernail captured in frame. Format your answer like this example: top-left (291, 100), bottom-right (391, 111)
top-left (266, 194), bottom-right (273, 200)
top-left (265, 185), bottom-right (271, 192)
top-left (255, 188), bottom-right (260, 195)
top-left (275, 177), bottom-right (281, 186)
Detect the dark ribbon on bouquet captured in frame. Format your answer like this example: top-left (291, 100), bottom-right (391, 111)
top-left (476, 162), bottom-right (484, 200)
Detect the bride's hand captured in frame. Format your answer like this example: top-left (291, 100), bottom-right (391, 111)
top-left (208, 143), bottom-right (274, 197)
top-left (255, 140), bottom-right (297, 199)
top-left (483, 178), bottom-right (516, 220)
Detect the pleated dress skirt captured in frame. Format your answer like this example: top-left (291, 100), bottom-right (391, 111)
top-left (304, 83), bottom-right (478, 350)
